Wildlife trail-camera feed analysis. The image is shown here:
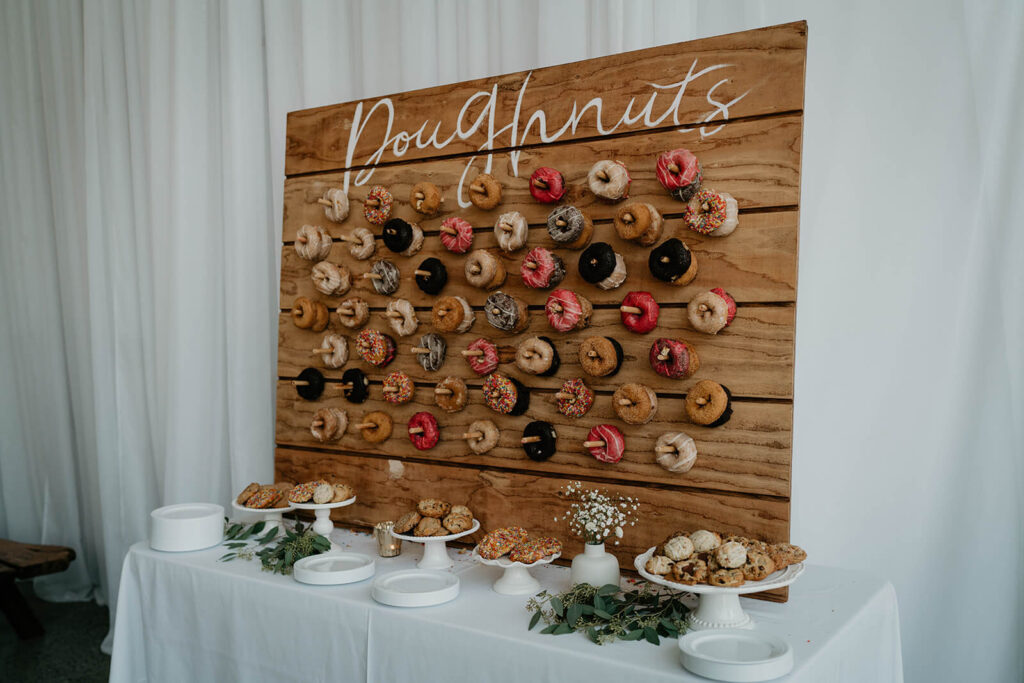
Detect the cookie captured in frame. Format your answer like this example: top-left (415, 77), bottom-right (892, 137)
top-left (394, 511), bottom-right (421, 534)
top-left (450, 505), bottom-right (473, 519)
top-left (742, 549), bottom-right (777, 582)
top-left (663, 535), bottom-right (694, 562)
top-left (689, 530), bottom-right (722, 553)
top-left (312, 482), bottom-right (334, 505)
top-left (331, 483), bottom-right (355, 503)
top-left (417, 499), bottom-right (451, 518)
top-left (288, 481), bottom-right (317, 504)
top-left (645, 554), bottom-right (674, 576)
top-left (714, 541), bottom-right (747, 569)
top-left (442, 513), bottom-right (472, 534)
top-left (708, 568), bottom-right (745, 587)
top-left (245, 486), bottom-right (281, 509)
top-left (767, 543), bottom-right (806, 570)
top-left (478, 526), bottom-right (530, 559)
top-left (414, 517), bottom-right (443, 537)
top-left (236, 482), bottom-right (260, 505)
top-left (668, 558), bottom-right (708, 585)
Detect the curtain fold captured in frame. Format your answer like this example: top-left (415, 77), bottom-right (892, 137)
top-left (0, 1), bottom-right (1020, 680)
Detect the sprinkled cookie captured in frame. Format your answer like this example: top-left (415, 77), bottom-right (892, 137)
top-left (236, 482), bottom-right (260, 506)
top-left (478, 527), bottom-right (530, 560)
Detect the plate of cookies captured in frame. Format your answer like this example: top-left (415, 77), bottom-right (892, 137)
top-left (287, 478), bottom-right (357, 509)
top-left (233, 482), bottom-right (294, 513)
top-left (389, 499), bottom-right (480, 570)
top-left (471, 527), bottom-right (563, 595)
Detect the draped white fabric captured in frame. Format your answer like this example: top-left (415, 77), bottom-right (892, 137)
top-left (0, 1), bottom-right (1020, 680)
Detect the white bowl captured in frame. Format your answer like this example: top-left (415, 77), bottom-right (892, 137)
top-left (149, 503), bottom-right (224, 552)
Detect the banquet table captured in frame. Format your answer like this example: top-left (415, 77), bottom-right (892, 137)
top-left (110, 526), bottom-right (903, 683)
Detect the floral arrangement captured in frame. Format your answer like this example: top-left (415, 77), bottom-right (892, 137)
top-left (219, 519), bottom-right (331, 575)
top-left (557, 481), bottom-right (639, 546)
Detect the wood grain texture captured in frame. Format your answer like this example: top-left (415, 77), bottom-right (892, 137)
top-left (285, 22), bottom-right (807, 175)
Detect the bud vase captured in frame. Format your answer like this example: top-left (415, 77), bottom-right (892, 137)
top-left (570, 542), bottom-right (620, 587)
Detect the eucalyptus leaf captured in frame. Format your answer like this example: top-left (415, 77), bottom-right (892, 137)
top-left (594, 609), bottom-right (613, 620)
top-left (540, 624), bottom-right (558, 635)
top-left (552, 623), bottom-right (574, 635)
top-left (218, 553), bottom-right (236, 561)
top-left (644, 627), bottom-right (660, 645)
top-left (567, 604), bottom-right (584, 626)
top-left (598, 584), bottom-right (619, 595)
top-left (251, 521), bottom-right (266, 534)
top-left (528, 611), bottom-right (542, 630)
top-left (550, 597), bottom-right (564, 617)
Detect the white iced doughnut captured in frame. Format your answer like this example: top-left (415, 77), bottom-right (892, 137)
top-left (347, 227), bottom-right (376, 260)
top-left (655, 431), bottom-right (697, 473)
top-left (294, 224), bottom-right (332, 261)
top-left (322, 188), bottom-right (350, 223)
top-left (385, 298), bottom-right (419, 337)
top-left (320, 333), bottom-right (349, 369)
top-left (311, 261), bottom-right (351, 296)
top-left (495, 211), bottom-right (529, 252)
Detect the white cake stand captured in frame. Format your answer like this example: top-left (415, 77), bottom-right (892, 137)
top-left (230, 499), bottom-right (294, 532)
top-left (289, 497), bottom-right (357, 549)
top-left (471, 546), bottom-right (560, 595)
top-left (390, 519), bottom-right (481, 570)
top-left (634, 547), bottom-right (804, 631)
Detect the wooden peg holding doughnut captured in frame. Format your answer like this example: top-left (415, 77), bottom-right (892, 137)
top-left (468, 264), bottom-right (481, 274)
top-left (414, 269), bottom-right (431, 277)
top-left (470, 182), bottom-right (485, 193)
top-left (549, 302), bottom-right (563, 313)
top-left (596, 169), bottom-right (610, 182)
top-left (617, 398), bottom-right (634, 406)
top-left (668, 162), bottom-right (680, 174)
top-left (354, 422), bottom-right (376, 430)
top-left (695, 397), bottom-right (708, 406)
top-left (462, 431), bottom-right (483, 440)
top-left (411, 346), bottom-right (430, 354)
top-left (365, 198), bottom-right (380, 208)
top-left (413, 191), bottom-right (425, 201)
top-left (532, 178), bottom-right (548, 190)
top-left (311, 347), bottom-right (332, 354)
top-left (434, 387), bottom-right (453, 395)
top-left (583, 440), bottom-right (605, 448)
top-left (408, 427), bottom-right (425, 435)
top-left (620, 305), bottom-right (642, 315)
top-left (621, 212), bottom-right (634, 224)
top-left (555, 218), bottom-right (567, 227)
top-left (521, 436), bottom-right (542, 444)
top-left (657, 348), bottom-right (671, 361)
top-left (292, 380), bottom-right (310, 387)
top-left (363, 272), bottom-right (382, 280)
top-left (382, 386), bottom-right (399, 393)
top-left (296, 234), bottom-right (308, 243)
top-left (655, 445), bottom-right (676, 453)
top-left (385, 311), bottom-right (404, 319)
top-left (331, 382), bottom-right (354, 390)
top-left (554, 392), bottom-right (573, 400)
top-left (525, 261), bottom-right (538, 270)
top-left (316, 198), bottom-right (333, 207)
top-left (440, 225), bottom-right (457, 235)
top-left (498, 222), bottom-right (512, 232)
top-left (660, 256), bottom-right (671, 264)
top-left (461, 349), bottom-right (484, 357)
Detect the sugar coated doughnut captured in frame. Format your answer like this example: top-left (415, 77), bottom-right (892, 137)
top-left (586, 424), bottom-right (625, 464)
top-left (355, 329), bottom-right (396, 368)
top-left (465, 249), bottom-right (506, 290)
top-left (648, 238), bottom-right (698, 286)
top-left (295, 367), bottom-right (325, 401)
top-left (465, 419), bottom-right (499, 454)
top-left (483, 372), bottom-right (529, 415)
top-left (587, 160), bottom-right (631, 201)
top-left (414, 333), bottom-right (446, 372)
top-left (408, 411), bottom-right (440, 450)
top-left (555, 378), bottom-right (593, 418)
top-left (521, 421), bottom-right (557, 461)
top-left (684, 189), bottom-right (738, 237)
top-left (578, 242), bottom-right (626, 290)
top-left (382, 371), bottom-right (414, 405)
top-left (311, 407), bottom-right (348, 442)
top-left (547, 206), bottom-right (593, 249)
top-left (440, 216), bottom-right (473, 254)
top-left (620, 291), bottom-right (659, 333)
top-left (367, 259), bottom-right (400, 295)
top-left (649, 338), bottom-right (699, 379)
top-left (414, 257), bottom-right (447, 295)
top-left (515, 336), bottom-right (560, 376)
top-left (432, 295), bottom-right (476, 334)
top-left (291, 296), bottom-right (326, 331)
top-left (319, 333), bottom-right (349, 369)
top-left (363, 185), bottom-right (393, 225)
top-left (530, 167), bottom-right (566, 203)
top-left (382, 218), bottom-right (424, 256)
top-left (613, 383), bottom-right (659, 425)
top-left (578, 336), bottom-right (623, 377)
top-left (685, 380), bottom-right (732, 427)
top-left (410, 181), bottom-right (442, 216)
top-left (311, 261), bottom-right (351, 297)
top-left (688, 288), bottom-right (736, 334)
top-left (521, 247), bottom-right (565, 289)
top-left (434, 376), bottom-right (468, 413)
top-left (463, 338), bottom-right (515, 375)
top-left (495, 211), bottom-right (529, 252)
top-left (469, 173), bottom-right (502, 210)
top-left (656, 149), bottom-right (703, 201)
top-left (347, 227), bottom-right (376, 260)
top-left (485, 291), bottom-right (529, 333)
top-left (340, 368), bottom-right (370, 404)
top-left (545, 289), bottom-right (592, 332)
top-left (614, 202), bottom-right (663, 246)
top-left (337, 296), bottom-right (370, 329)
top-left (322, 188), bottom-right (349, 222)
top-left (385, 298), bottom-right (419, 337)
top-left (359, 411), bottom-right (393, 443)
top-left (655, 431), bottom-right (698, 473)
top-left (294, 224), bottom-right (333, 261)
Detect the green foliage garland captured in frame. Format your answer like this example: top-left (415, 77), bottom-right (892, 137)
top-left (219, 519), bottom-right (331, 575)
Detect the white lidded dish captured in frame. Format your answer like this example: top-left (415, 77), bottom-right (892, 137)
top-left (293, 552), bottom-right (376, 585)
top-left (678, 629), bottom-right (793, 682)
top-left (149, 503), bottom-right (224, 552)
top-left (371, 570), bottom-right (460, 607)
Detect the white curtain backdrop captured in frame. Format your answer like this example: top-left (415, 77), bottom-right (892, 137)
top-left (0, 1), bottom-right (1021, 681)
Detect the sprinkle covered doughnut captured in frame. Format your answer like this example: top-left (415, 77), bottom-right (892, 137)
top-left (649, 338), bottom-right (699, 379)
top-left (414, 257), bottom-right (448, 295)
top-left (515, 336), bottom-right (560, 376)
top-left (620, 291), bottom-right (660, 334)
top-left (440, 216), bottom-right (473, 254)
top-left (410, 181), bottom-right (442, 216)
top-left (529, 167), bottom-right (566, 203)
top-left (413, 333), bottom-right (446, 372)
top-left (382, 371), bottom-right (415, 405)
top-left (656, 148), bottom-right (703, 201)
top-left (319, 333), bottom-right (349, 369)
top-left (407, 411), bottom-right (441, 450)
top-left (382, 218), bottom-right (424, 256)
top-left (614, 202), bottom-right (663, 246)
top-left (340, 368), bottom-right (370, 403)
top-left (521, 247), bottom-right (565, 289)
top-left (310, 407), bottom-right (348, 443)
top-left (688, 288), bottom-right (737, 334)
top-left (547, 206), bottom-right (593, 249)
top-left (545, 289), bottom-right (592, 332)
top-left (355, 329), bottom-right (396, 368)
top-left (337, 296), bottom-right (370, 329)
top-left (495, 211), bottom-right (529, 252)
top-left (359, 411), bottom-right (393, 443)
top-left (311, 261), bottom-right (351, 297)
top-left (295, 367), bottom-right (325, 401)
top-left (483, 372), bottom-right (529, 415)
top-left (465, 419), bottom-right (500, 454)
top-left (363, 185), bottom-right (393, 225)
top-left (684, 189), bottom-right (738, 237)
top-left (431, 295), bottom-right (476, 334)
top-left (555, 378), bottom-right (594, 418)
top-left (613, 383), bottom-right (659, 425)
top-left (385, 298), bottom-right (419, 337)
top-left (521, 421), bottom-right (557, 461)
top-left (434, 376), bottom-right (468, 413)
top-left (463, 338), bottom-right (515, 375)
top-left (648, 238), bottom-right (698, 286)
top-left (579, 242), bottom-right (627, 290)
top-left (321, 188), bottom-right (349, 222)
top-left (587, 160), bottom-right (631, 201)
top-left (367, 259), bottom-right (400, 295)
top-left (465, 249), bottom-right (506, 290)
top-left (347, 227), bottom-right (377, 260)
top-left (579, 336), bottom-right (624, 377)
top-left (485, 291), bottom-right (529, 332)
top-left (469, 173), bottom-right (502, 210)
top-left (294, 224), bottom-right (333, 262)
top-left (586, 424), bottom-right (625, 464)
top-left (685, 380), bottom-right (733, 427)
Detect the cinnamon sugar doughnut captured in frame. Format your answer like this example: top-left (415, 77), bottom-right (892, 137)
top-left (685, 380), bottom-right (732, 427)
top-left (434, 376), bottom-right (468, 413)
top-left (336, 297), bottom-right (370, 329)
top-left (359, 411), bottom-right (393, 443)
top-left (410, 182), bottom-right (442, 216)
top-left (578, 336), bottom-right (623, 377)
top-left (613, 383), bottom-right (659, 425)
top-left (468, 173), bottom-right (502, 210)
top-left (321, 188), bottom-right (349, 222)
top-left (465, 249), bottom-right (506, 290)
top-left (291, 297), bottom-right (329, 332)
top-left (311, 261), bottom-right (351, 297)
top-left (294, 225), bottom-right (332, 262)
top-left (431, 295), bottom-right (476, 334)
top-left (465, 419), bottom-right (500, 454)
top-left (347, 227), bottom-right (377, 261)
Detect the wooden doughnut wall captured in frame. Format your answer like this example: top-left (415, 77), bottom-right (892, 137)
top-left (276, 22), bottom-right (806, 599)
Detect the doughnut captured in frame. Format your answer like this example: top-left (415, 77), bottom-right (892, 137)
top-left (648, 238), bottom-right (698, 286)
top-left (413, 333), bottom-right (446, 372)
top-left (407, 411), bottom-right (441, 450)
top-left (318, 333), bottom-right (348, 369)
top-left (465, 249), bottom-right (506, 290)
top-left (529, 167), bottom-right (566, 203)
top-left (431, 295), bottom-right (476, 334)
top-left (482, 372), bottom-right (529, 415)
top-left (336, 296), bottom-right (370, 329)
top-left (410, 181), bottom-right (442, 216)
top-left (578, 243), bottom-right (627, 290)
top-left (294, 224), bottom-right (332, 261)
top-left (358, 411), bottom-right (393, 443)
top-left (655, 430), bottom-right (696, 473)
top-left (414, 257), bottom-right (447, 295)
top-left (434, 376), bottom-right (468, 413)
top-left (363, 185), bottom-right (393, 225)
top-left (515, 336), bottom-right (560, 376)
top-left (578, 336), bottom-right (623, 377)
top-left (688, 288), bottom-right (737, 334)
top-left (321, 188), bottom-right (349, 222)
top-left (310, 407), bottom-right (348, 442)
top-left (520, 247), bottom-right (565, 289)
top-left (649, 338), bottom-right (700, 379)
top-left (464, 419), bottom-right (499, 454)
top-left (291, 297), bottom-right (326, 331)
top-left (347, 227), bottom-right (377, 260)
top-left (715, 542), bottom-right (747, 569)
top-left (384, 298), bottom-right (419, 337)
top-left (613, 383), bottom-right (659, 425)
top-left (614, 203), bottom-right (663, 246)
top-left (555, 378), bottom-right (594, 418)
top-left (381, 218), bottom-right (424, 256)
top-left (468, 173), bottom-right (502, 210)
top-left (684, 189), bottom-right (738, 237)
top-left (485, 291), bottom-right (529, 333)
top-left (619, 291), bottom-right (659, 334)
top-left (311, 261), bottom-right (351, 297)
top-left (462, 338), bottom-right (515, 375)
top-left (340, 368), bottom-right (370, 404)
top-left (585, 424), bottom-right (625, 464)
top-left (495, 211), bottom-right (529, 252)
top-left (439, 216), bottom-right (473, 254)
top-left (656, 148), bottom-right (703, 201)
top-left (366, 259), bottom-right (400, 296)
top-left (546, 206), bottom-right (593, 249)
top-left (685, 380), bottom-right (732, 427)
top-left (294, 367), bottom-right (325, 401)
top-left (355, 329), bottom-right (396, 368)
top-left (545, 289), bottom-right (592, 332)
top-left (587, 160), bottom-right (631, 201)
top-left (521, 421), bottom-right (557, 462)
top-left (382, 371), bottom-right (415, 405)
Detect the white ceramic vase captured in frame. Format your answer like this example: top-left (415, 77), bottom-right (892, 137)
top-left (570, 542), bottom-right (620, 587)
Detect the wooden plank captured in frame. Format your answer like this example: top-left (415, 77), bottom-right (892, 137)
top-left (285, 22), bottom-right (807, 175)
top-left (0, 539), bottom-right (76, 580)
top-left (275, 383), bottom-right (792, 498)
top-left (277, 305), bottom-right (794, 399)
top-left (282, 114), bottom-right (802, 243)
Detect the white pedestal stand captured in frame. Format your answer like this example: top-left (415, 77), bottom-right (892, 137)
top-left (390, 520), bottom-right (480, 570)
top-left (289, 497), bottom-right (357, 549)
top-left (471, 547), bottom-right (560, 595)
top-left (230, 500), bottom-right (294, 533)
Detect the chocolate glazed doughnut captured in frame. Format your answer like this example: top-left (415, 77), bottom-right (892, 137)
top-left (381, 218), bottom-right (424, 256)
top-left (340, 368), bottom-right (370, 404)
top-left (294, 367), bottom-right (325, 401)
top-left (648, 238), bottom-right (698, 286)
top-left (414, 257), bottom-right (447, 295)
top-left (521, 421), bottom-right (557, 462)
top-left (578, 242), bottom-right (627, 290)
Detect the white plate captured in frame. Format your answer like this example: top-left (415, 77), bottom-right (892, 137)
top-left (149, 503), bottom-right (224, 552)
top-left (293, 552), bottom-right (375, 585)
top-left (389, 518), bottom-right (480, 543)
top-left (289, 496), bottom-right (356, 511)
top-left (371, 570), bottom-right (460, 607)
top-left (679, 629), bottom-right (793, 681)
top-left (470, 546), bottom-right (560, 569)
top-left (230, 499), bottom-right (294, 515)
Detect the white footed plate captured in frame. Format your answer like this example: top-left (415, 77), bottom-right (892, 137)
top-left (293, 552), bottom-right (376, 586)
top-left (678, 629), bottom-right (793, 681)
top-left (371, 570), bottom-right (460, 607)
top-left (390, 519), bottom-right (480, 570)
top-left (471, 546), bottom-right (560, 595)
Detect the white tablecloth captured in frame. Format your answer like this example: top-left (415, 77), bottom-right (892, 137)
top-left (110, 527), bottom-right (902, 682)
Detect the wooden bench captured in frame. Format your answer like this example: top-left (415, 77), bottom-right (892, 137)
top-left (0, 538), bottom-right (76, 639)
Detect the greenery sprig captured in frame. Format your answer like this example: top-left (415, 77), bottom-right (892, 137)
top-left (527, 582), bottom-right (689, 645)
top-left (219, 519), bottom-right (330, 575)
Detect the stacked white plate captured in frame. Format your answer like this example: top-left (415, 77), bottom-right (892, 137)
top-left (149, 503), bottom-right (224, 552)
top-left (371, 570), bottom-right (459, 607)
top-left (293, 552), bottom-right (376, 585)
top-left (678, 629), bottom-right (793, 681)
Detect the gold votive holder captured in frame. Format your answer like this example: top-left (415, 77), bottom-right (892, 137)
top-left (374, 521), bottom-right (402, 557)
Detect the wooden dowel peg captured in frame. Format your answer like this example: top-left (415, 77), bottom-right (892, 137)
top-left (525, 261), bottom-right (538, 270)
top-left (440, 225), bottom-right (457, 235)
top-left (617, 398), bottom-right (634, 406)
top-left (408, 427), bottom-right (425, 435)
top-left (382, 386), bottom-right (399, 393)
top-left (462, 431), bottom-right (482, 440)
top-left (554, 392), bottom-right (573, 400)
top-left (339, 307), bottom-right (355, 315)
top-left (698, 303), bottom-right (709, 312)
top-left (491, 308), bottom-right (501, 315)
top-left (312, 347), bottom-right (332, 354)
top-left (621, 212), bottom-right (634, 223)
top-left (363, 272), bottom-right (382, 280)
top-left (470, 182), bottom-right (485, 193)
top-left (355, 422), bottom-right (376, 429)
top-left (411, 347), bottom-right (430, 354)
top-left (316, 198), bottom-right (333, 207)
top-left (660, 256), bottom-right (670, 264)
top-left (462, 349), bottom-right (484, 357)
top-left (434, 387), bottom-right (453, 395)
top-left (413, 191), bottom-right (425, 201)
top-left (655, 445), bottom-right (676, 453)
top-left (436, 309), bottom-right (447, 317)
top-left (657, 349), bottom-right (671, 361)
top-left (555, 218), bottom-right (567, 227)
top-left (365, 198), bottom-right (380, 208)
top-left (468, 264), bottom-right (481, 274)
top-left (337, 234), bottom-right (352, 243)
top-left (311, 419), bottom-right (324, 427)
top-left (414, 269), bottom-right (431, 277)
top-left (532, 178), bottom-right (548, 190)
top-left (701, 202), bottom-right (710, 212)
top-left (668, 162), bottom-right (680, 173)
top-left (549, 302), bottom-right (563, 313)
top-left (596, 170), bottom-right (609, 182)
top-left (296, 234), bottom-right (308, 243)
top-left (385, 311), bottom-right (404, 319)
top-left (332, 383), bottom-right (353, 390)
top-left (498, 222), bottom-right (512, 232)
top-left (620, 305), bottom-right (642, 315)
top-left (292, 380), bottom-right (310, 387)
top-left (583, 440), bottom-right (605, 448)
top-left (695, 397), bottom-right (708, 406)
top-left (587, 350), bottom-right (599, 358)
top-left (521, 436), bottom-right (542, 444)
